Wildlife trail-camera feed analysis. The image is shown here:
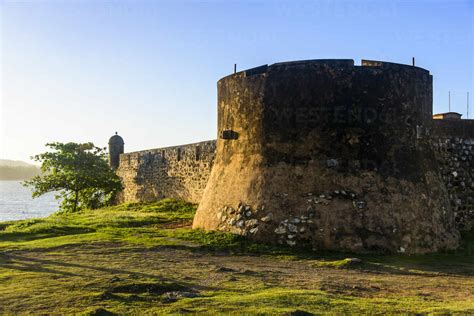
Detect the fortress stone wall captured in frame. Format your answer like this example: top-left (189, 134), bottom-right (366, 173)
top-left (115, 140), bottom-right (216, 204)
top-left (431, 120), bottom-right (474, 231)
top-left (111, 59), bottom-right (474, 254)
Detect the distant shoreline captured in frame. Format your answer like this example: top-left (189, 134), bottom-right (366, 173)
top-left (0, 164), bottom-right (40, 181)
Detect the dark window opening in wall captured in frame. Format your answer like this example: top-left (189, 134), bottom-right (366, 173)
top-left (162, 150), bottom-right (165, 162)
top-left (128, 155), bottom-right (131, 165)
top-left (195, 146), bottom-right (201, 161)
top-left (137, 154), bottom-right (140, 163)
top-left (177, 148), bottom-right (182, 161)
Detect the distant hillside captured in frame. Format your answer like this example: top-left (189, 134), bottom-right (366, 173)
top-left (0, 160), bottom-right (41, 180)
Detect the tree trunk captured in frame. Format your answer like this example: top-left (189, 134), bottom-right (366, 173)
top-left (73, 190), bottom-right (79, 212)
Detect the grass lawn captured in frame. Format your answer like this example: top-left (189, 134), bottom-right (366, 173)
top-left (0, 199), bottom-right (473, 315)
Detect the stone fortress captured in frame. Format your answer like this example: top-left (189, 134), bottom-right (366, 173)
top-left (109, 59), bottom-right (474, 254)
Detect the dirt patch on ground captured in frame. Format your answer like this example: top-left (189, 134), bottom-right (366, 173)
top-left (158, 220), bottom-right (193, 229)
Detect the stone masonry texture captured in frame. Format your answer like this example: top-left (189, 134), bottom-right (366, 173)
top-left (116, 140), bottom-right (215, 204)
top-left (114, 59), bottom-right (474, 254)
top-left (431, 120), bottom-right (474, 231)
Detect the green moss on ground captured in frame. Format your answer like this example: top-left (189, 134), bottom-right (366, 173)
top-left (0, 199), bottom-right (473, 314)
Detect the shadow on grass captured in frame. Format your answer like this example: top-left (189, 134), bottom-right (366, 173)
top-left (0, 253), bottom-right (163, 280)
top-left (0, 251), bottom-right (206, 306)
top-left (355, 230), bottom-right (474, 277)
top-left (0, 226), bottom-right (95, 243)
top-left (171, 228), bottom-right (474, 277)
top-left (0, 253), bottom-right (84, 277)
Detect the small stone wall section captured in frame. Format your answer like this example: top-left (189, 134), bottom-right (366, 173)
top-left (431, 120), bottom-right (474, 231)
top-left (116, 140), bottom-right (216, 204)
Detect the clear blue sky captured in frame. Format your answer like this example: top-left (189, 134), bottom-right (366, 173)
top-left (1, 0), bottom-right (473, 163)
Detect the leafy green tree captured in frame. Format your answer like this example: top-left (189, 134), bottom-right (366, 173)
top-left (24, 142), bottom-right (123, 212)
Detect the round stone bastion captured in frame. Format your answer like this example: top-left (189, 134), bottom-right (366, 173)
top-left (192, 59), bottom-right (460, 254)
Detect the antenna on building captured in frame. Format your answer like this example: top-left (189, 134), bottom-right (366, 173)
top-left (468, 92), bottom-right (470, 119)
top-left (234, 64), bottom-right (237, 74)
top-left (412, 57), bottom-right (415, 66)
top-left (449, 91), bottom-right (451, 112)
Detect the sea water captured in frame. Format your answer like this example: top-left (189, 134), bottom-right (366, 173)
top-left (0, 181), bottom-right (59, 222)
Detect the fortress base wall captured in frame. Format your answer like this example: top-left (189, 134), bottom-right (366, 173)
top-left (116, 140), bottom-right (216, 204)
top-left (431, 120), bottom-right (474, 231)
